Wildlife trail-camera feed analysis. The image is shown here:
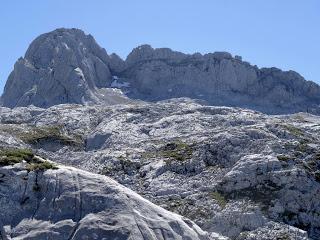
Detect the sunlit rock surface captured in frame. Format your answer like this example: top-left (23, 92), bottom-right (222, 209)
top-left (0, 99), bottom-right (319, 239)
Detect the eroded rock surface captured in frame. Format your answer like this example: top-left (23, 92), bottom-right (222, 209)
top-left (0, 161), bottom-right (219, 239)
top-left (0, 99), bottom-right (319, 239)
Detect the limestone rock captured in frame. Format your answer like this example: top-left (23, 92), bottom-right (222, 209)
top-left (0, 163), bottom-right (215, 240)
top-left (1, 28), bottom-right (130, 108)
top-left (121, 46), bottom-right (320, 114)
top-left (0, 100), bottom-right (319, 239)
top-left (2, 28), bottom-right (320, 114)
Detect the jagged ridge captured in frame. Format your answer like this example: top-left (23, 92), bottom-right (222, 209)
top-left (1, 28), bottom-right (320, 113)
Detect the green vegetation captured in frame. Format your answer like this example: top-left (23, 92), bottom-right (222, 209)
top-left (282, 124), bottom-right (305, 137)
top-left (160, 140), bottom-right (193, 161)
top-left (276, 233), bottom-right (291, 240)
top-left (141, 140), bottom-right (193, 164)
top-left (19, 125), bottom-right (82, 146)
top-left (295, 142), bottom-right (309, 153)
top-left (100, 166), bottom-right (113, 175)
top-left (0, 148), bottom-right (34, 165)
top-left (27, 161), bottom-right (58, 171)
top-left (210, 191), bottom-right (227, 209)
top-left (293, 114), bottom-right (308, 123)
top-left (277, 155), bottom-right (291, 162)
top-left (0, 147), bottom-right (58, 171)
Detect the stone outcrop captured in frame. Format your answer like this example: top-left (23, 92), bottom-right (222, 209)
top-left (0, 162), bottom-right (218, 239)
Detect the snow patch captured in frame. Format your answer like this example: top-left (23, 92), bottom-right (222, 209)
top-left (62, 42), bottom-right (70, 50)
top-left (111, 79), bottom-right (130, 88)
top-left (74, 67), bottom-right (85, 79)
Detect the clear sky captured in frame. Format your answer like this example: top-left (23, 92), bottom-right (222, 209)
top-left (0, 0), bottom-right (319, 93)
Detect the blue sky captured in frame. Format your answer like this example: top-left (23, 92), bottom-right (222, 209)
top-left (0, 0), bottom-right (319, 93)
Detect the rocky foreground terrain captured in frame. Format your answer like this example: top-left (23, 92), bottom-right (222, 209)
top-left (0, 159), bottom-right (214, 239)
top-left (0, 99), bottom-right (319, 239)
top-left (0, 28), bottom-right (320, 239)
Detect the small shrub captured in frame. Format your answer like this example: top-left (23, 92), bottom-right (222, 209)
top-left (0, 148), bottom-right (58, 171)
top-left (161, 140), bottom-right (193, 162)
top-left (277, 155), bottom-right (291, 161)
top-left (19, 125), bottom-right (81, 146)
top-left (0, 148), bottom-right (34, 166)
top-left (276, 233), bottom-right (291, 240)
top-left (141, 140), bottom-right (193, 163)
top-left (296, 143), bottom-right (308, 153)
top-left (293, 114), bottom-right (308, 123)
top-left (282, 124), bottom-right (304, 137)
top-left (210, 191), bottom-right (227, 209)
top-left (100, 166), bottom-right (113, 175)
top-left (27, 161), bottom-right (58, 171)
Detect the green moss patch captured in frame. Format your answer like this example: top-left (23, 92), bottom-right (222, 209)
top-left (0, 148), bottom-right (34, 166)
top-left (27, 161), bottom-right (58, 171)
top-left (0, 148), bottom-right (58, 171)
top-left (19, 125), bottom-right (82, 147)
top-left (277, 155), bottom-right (291, 162)
top-left (141, 140), bottom-right (193, 164)
top-left (210, 191), bottom-right (227, 209)
top-left (282, 124), bottom-right (305, 137)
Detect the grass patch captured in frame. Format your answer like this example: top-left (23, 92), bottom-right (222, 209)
top-left (295, 142), bottom-right (309, 153)
top-left (161, 141), bottom-right (193, 162)
top-left (0, 148), bottom-right (34, 166)
top-left (27, 161), bottom-right (58, 171)
top-left (141, 140), bottom-right (193, 163)
top-left (282, 124), bottom-right (305, 137)
top-left (276, 233), bottom-right (291, 240)
top-left (19, 125), bottom-right (81, 146)
top-left (277, 155), bottom-right (291, 161)
top-left (210, 191), bottom-right (227, 209)
top-left (0, 148), bottom-right (58, 171)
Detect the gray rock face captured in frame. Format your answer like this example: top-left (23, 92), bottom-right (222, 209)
top-left (120, 46), bottom-right (320, 114)
top-left (1, 28), bottom-right (130, 108)
top-left (0, 163), bottom-right (217, 240)
top-left (2, 28), bottom-right (320, 114)
top-left (0, 100), bottom-right (319, 239)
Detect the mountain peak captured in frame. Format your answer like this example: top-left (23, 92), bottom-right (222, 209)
top-left (2, 28), bottom-right (320, 114)
top-left (1, 28), bottom-right (131, 108)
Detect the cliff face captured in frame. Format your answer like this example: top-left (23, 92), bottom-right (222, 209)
top-left (2, 28), bottom-right (320, 114)
top-left (117, 45), bottom-right (320, 114)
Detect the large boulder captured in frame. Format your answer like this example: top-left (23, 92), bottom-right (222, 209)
top-left (0, 163), bottom-right (219, 239)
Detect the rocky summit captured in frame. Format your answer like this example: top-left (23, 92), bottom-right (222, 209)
top-left (0, 28), bottom-right (320, 240)
top-left (1, 28), bottom-right (320, 114)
